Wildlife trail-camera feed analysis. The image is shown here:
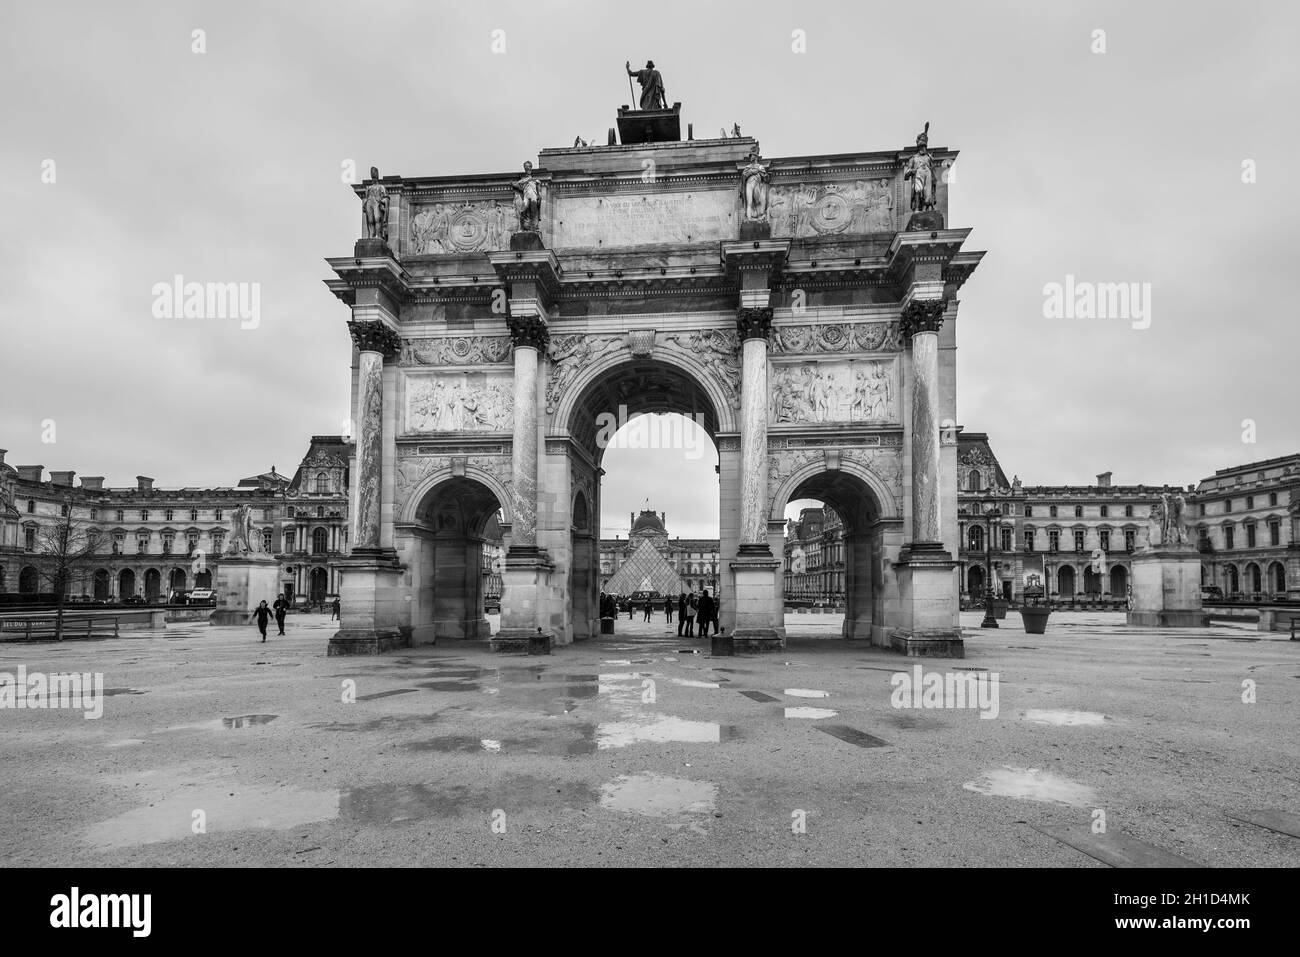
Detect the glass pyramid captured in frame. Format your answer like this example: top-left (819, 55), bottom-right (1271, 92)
top-left (604, 539), bottom-right (684, 597)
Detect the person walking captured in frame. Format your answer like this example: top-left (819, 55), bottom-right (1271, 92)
top-left (643, 598), bottom-right (653, 622)
top-left (272, 595), bottom-right (289, 636)
top-left (697, 589), bottom-right (715, 639)
top-left (684, 591), bottom-right (697, 638)
top-left (250, 600), bottom-right (273, 642)
top-left (677, 592), bottom-right (687, 637)
top-left (664, 596), bottom-right (673, 625)
top-left (710, 594), bottom-right (721, 636)
top-left (330, 596), bottom-right (341, 621)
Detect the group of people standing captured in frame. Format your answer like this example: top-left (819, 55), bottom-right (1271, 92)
top-left (676, 589), bottom-right (719, 638)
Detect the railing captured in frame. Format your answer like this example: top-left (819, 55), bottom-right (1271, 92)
top-left (0, 615), bottom-right (120, 641)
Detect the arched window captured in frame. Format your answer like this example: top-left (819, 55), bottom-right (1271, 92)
top-left (312, 527), bottom-right (329, 554)
top-left (968, 525), bottom-right (984, 552)
top-left (1024, 505), bottom-right (1032, 517)
top-left (26, 499), bottom-right (35, 513)
top-left (1074, 505), bottom-right (1083, 518)
top-left (317, 506), bottom-right (325, 518)
top-left (967, 469), bottom-right (981, 492)
top-left (315, 472), bottom-right (329, 494)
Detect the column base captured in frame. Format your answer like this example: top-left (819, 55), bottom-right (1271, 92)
top-left (730, 551), bottom-right (783, 650)
top-left (1127, 610), bottom-right (1209, 628)
top-left (328, 628), bottom-right (409, 656)
top-left (888, 631), bottom-right (966, 658)
top-left (728, 630), bottom-right (785, 654)
top-left (490, 628), bottom-right (553, 654)
top-left (328, 552), bottom-right (406, 655)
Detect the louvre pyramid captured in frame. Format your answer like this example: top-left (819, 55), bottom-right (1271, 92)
top-left (604, 539), bottom-right (684, 596)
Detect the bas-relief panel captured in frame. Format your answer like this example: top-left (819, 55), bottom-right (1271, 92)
top-left (769, 358), bottom-right (898, 425)
top-left (404, 371), bottom-right (513, 433)
top-left (552, 190), bottom-right (735, 247)
top-left (401, 336), bottom-right (512, 366)
top-left (409, 202), bottom-right (515, 254)
top-left (768, 179), bottom-right (895, 238)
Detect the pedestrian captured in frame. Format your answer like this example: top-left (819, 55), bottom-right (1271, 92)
top-left (664, 596), bottom-right (673, 624)
top-left (627, 598), bottom-right (634, 621)
top-left (643, 598), bottom-right (652, 622)
top-left (710, 594), bottom-right (721, 636)
top-left (677, 592), bottom-right (687, 637)
top-left (273, 595), bottom-right (288, 635)
top-left (697, 589), bottom-right (715, 638)
top-left (330, 596), bottom-right (341, 621)
top-left (684, 591), bottom-right (697, 638)
top-left (250, 600), bottom-right (273, 642)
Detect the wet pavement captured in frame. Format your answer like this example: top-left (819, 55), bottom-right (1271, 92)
top-left (0, 611), bottom-right (1296, 867)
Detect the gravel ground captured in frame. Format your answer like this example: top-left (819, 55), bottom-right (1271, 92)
top-left (1, 611), bottom-right (1296, 868)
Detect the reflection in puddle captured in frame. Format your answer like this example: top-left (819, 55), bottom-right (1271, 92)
top-left (784, 707), bottom-right (838, 719)
top-left (85, 784), bottom-right (338, 849)
top-left (105, 738), bottom-right (146, 748)
top-left (480, 739), bottom-right (501, 752)
top-left (1021, 709), bottom-right (1106, 727)
top-left (222, 714), bottom-right (278, 729)
top-left (668, 678), bottom-right (720, 689)
top-left (784, 689), bottom-right (830, 698)
top-left (597, 715), bottom-right (724, 749)
top-left (963, 766), bottom-right (1097, 807)
top-left (599, 773), bottom-right (718, 834)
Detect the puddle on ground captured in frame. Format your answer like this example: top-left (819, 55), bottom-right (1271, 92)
top-left (417, 681), bottom-right (482, 692)
top-left (739, 690), bottom-right (780, 703)
top-left (355, 689), bottom-right (419, 701)
top-left (784, 689), bottom-right (830, 698)
top-left (102, 688), bottom-right (146, 697)
top-left (104, 739), bottom-right (146, 748)
top-left (85, 783), bottom-right (339, 849)
top-left (784, 707), bottom-right (838, 719)
top-left (599, 773), bottom-right (718, 834)
top-left (597, 715), bottom-right (730, 749)
top-left (1021, 709), bottom-right (1106, 727)
top-left (817, 725), bottom-right (890, 748)
top-left (223, 714), bottom-right (278, 729)
top-left (480, 739), bottom-right (501, 753)
top-left (668, 678), bottom-right (720, 689)
top-left (963, 766), bottom-right (1097, 807)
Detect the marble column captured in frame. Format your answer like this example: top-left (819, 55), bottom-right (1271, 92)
top-left (737, 307), bottom-right (773, 552)
top-left (901, 299), bottom-right (948, 547)
top-left (507, 314), bottom-right (548, 552)
top-left (346, 320), bottom-right (400, 552)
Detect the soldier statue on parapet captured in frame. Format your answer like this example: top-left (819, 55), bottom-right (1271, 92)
top-left (512, 161), bottom-right (542, 233)
top-left (902, 123), bottom-right (937, 213)
top-left (362, 166), bottom-right (389, 242)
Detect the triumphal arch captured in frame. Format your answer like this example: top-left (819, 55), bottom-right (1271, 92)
top-left (325, 93), bottom-right (983, 658)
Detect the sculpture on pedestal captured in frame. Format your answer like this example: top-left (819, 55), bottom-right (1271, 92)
top-left (227, 503), bottom-right (256, 555)
top-left (362, 167), bottom-right (389, 242)
top-left (902, 123), bottom-right (936, 213)
top-left (740, 148), bottom-right (771, 222)
top-left (625, 59), bottom-right (666, 110)
top-left (512, 161), bottom-right (542, 233)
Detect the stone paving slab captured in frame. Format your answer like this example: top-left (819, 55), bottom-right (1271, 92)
top-left (0, 611), bottom-right (1296, 867)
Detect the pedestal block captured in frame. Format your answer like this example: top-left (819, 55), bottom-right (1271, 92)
top-left (729, 549), bottom-right (783, 652)
top-left (890, 546), bottom-right (963, 658)
top-left (1127, 549), bottom-right (1206, 627)
top-left (211, 557), bottom-right (282, 625)
top-left (492, 549), bottom-right (555, 653)
top-left (328, 550), bottom-right (408, 655)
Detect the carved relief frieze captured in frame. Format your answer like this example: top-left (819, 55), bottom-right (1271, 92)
top-left (545, 333), bottom-right (624, 414)
top-left (405, 370), bottom-right (514, 433)
top-left (770, 321), bottom-right (902, 355)
top-left (410, 201), bottom-right (515, 254)
top-left (768, 179), bottom-right (895, 238)
top-left (769, 357), bottom-right (898, 425)
top-left (400, 336), bottom-right (512, 367)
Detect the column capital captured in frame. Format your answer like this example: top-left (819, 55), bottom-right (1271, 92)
top-left (899, 299), bottom-right (947, 338)
top-left (736, 307), bottom-right (774, 341)
top-left (347, 319), bottom-right (402, 357)
top-left (508, 313), bottom-right (550, 350)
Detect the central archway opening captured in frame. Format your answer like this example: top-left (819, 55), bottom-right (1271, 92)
top-left (562, 358), bottom-right (726, 643)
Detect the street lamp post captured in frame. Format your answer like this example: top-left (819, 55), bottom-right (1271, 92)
top-left (980, 501), bottom-right (1002, 629)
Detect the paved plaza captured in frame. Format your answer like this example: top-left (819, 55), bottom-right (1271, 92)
top-left (1, 613), bottom-right (1296, 868)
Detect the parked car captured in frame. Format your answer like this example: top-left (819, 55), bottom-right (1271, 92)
top-left (187, 589), bottom-right (215, 605)
top-left (1200, 585), bottom-right (1224, 602)
top-left (123, 595), bottom-right (147, 605)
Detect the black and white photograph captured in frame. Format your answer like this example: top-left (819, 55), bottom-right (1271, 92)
top-left (1, 0), bottom-right (1294, 937)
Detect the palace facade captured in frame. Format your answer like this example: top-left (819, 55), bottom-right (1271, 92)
top-left (0, 436), bottom-right (353, 604)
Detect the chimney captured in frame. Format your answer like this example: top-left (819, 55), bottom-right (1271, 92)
top-left (50, 470), bottom-right (75, 487)
top-left (137, 476), bottom-right (154, 492)
top-left (16, 465), bottom-right (43, 483)
top-left (0, 449), bottom-right (6, 468)
top-left (1096, 471), bottom-right (1112, 488)
top-left (80, 476), bottom-right (105, 490)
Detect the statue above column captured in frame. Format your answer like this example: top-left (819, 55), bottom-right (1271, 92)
top-left (361, 166), bottom-right (389, 243)
top-left (902, 124), bottom-right (944, 231)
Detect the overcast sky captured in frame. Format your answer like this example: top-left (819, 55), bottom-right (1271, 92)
top-left (3, 1), bottom-right (1296, 540)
